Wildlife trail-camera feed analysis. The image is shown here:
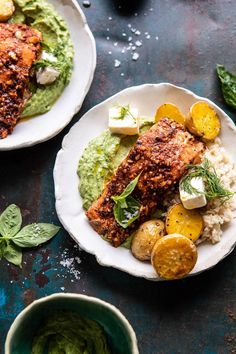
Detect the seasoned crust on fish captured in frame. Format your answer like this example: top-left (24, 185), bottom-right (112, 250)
top-left (0, 23), bottom-right (42, 138)
top-left (86, 118), bottom-right (205, 247)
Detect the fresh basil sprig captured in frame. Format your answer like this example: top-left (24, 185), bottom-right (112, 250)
top-left (217, 64), bottom-right (236, 109)
top-left (112, 174), bottom-right (141, 228)
top-left (0, 204), bottom-right (60, 268)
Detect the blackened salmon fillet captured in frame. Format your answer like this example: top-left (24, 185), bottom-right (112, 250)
top-left (0, 23), bottom-right (42, 139)
top-left (86, 117), bottom-right (205, 247)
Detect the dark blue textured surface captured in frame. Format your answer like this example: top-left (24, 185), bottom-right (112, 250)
top-left (1, 1), bottom-right (236, 353)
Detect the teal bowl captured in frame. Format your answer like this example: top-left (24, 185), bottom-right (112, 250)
top-left (5, 293), bottom-right (139, 354)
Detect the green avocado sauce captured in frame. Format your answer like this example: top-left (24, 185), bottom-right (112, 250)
top-left (78, 119), bottom-right (154, 211)
top-left (31, 311), bottom-right (111, 354)
top-left (10, 0), bottom-right (74, 117)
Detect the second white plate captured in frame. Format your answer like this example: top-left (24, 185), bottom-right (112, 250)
top-left (0, 0), bottom-right (96, 150)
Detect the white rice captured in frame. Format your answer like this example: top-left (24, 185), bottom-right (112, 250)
top-left (164, 137), bottom-right (236, 245)
top-left (198, 138), bottom-right (236, 244)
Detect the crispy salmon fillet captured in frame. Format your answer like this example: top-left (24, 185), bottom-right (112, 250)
top-left (86, 118), bottom-right (205, 247)
top-left (0, 23), bottom-right (42, 138)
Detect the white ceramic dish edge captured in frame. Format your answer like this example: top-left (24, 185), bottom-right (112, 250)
top-left (54, 83), bottom-right (236, 281)
top-left (0, 0), bottom-right (96, 151)
top-left (5, 293), bottom-right (139, 354)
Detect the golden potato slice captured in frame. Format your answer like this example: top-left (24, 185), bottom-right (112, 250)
top-left (151, 234), bottom-right (198, 280)
top-left (186, 101), bottom-right (221, 140)
top-left (0, 0), bottom-right (15, 21)
top-left (166, 203), bottom-right (203, 242)
top-left (155, 103), bottom-right (185, 125)
top-left (131, 219), bottom-right (165, 261)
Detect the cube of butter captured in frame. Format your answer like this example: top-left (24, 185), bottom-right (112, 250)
top-left (108, 106), bottom-right (139, 135)
top-left (180, 177), bottom-right (207, 210)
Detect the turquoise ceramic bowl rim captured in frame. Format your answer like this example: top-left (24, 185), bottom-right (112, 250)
top-left (5, 292), bottom-right (139, 354)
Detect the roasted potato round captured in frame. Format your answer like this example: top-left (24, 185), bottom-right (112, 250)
top-left (186, 101), bottom-right (221, 140)
top-left (151, 234), bottom-right (198, 280)
top-left (166, 203), bottom-right (203, 242)
top-left (0, 0), bottom-right (15, 22)
top-left (155, 103), bottom-right (186, 125)
top-left (131, 219), bottom-right (165, 261)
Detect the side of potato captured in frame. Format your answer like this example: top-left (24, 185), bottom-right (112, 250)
top-left (186, 101), bottom-right (221, 140)
top-left (0, 0), bottom-right (15, 22)
top-left (131, 219), bottom-right (165, 261)
top-left (155, 103), bottom-right (186, 125)
top-left (151, 233), bottom-right (198, 280)
top-left (166, 203), bottom-right (203, 242)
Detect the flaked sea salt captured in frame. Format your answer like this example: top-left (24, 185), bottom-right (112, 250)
top-left (114, 59), bottom-right (121, 68)
top-left (132, 52), bottom-right (139, 61)
top-left (128, 36), bottom-right (132, 42)
top-left (114, 42), bottom-right (118, 47)
top-left (146, 34), bottom-right (151, 39)
top-left (135, 30), bottom-right (141, 36)
top-left (135, 40), bottom-right (142, 47)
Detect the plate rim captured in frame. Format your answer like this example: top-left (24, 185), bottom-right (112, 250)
top-left (0, 0), bottom-right (97, 151)
top-left (54, 82), bottom-right (236, 281)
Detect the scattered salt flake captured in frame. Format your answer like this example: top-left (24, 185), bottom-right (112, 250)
top-left (107, 28), bottom-right (110, 31)
top-left (122, 33), bottom-right (127, 37)
top-left (134, 12), bottom-right (138, 16)
top-left (149, 7), bottom-right (153, 12)
top-left (128, 24), bottom-right (131, 28)
top-left (132, 46), bottom-right (136, 51)
top-left (60, 287), bottom-right (65, 291)
top-left (148, 62), bottom-right (151, 65)
top-left (106, 36), bottom-right (110, 40)
top-left (146, 34), bottom-right (151, 39)
top-left (131, 28), bottom-right (136, 33)
top-left (75, 256), bottom-right (82, 264)
top-left (108, 16), bottom-right (112, 20)
top-left (114, 59), bottom-right (121, 68)
top-left (132, 52), bottom-right (139, 61)
top-left (128, 36), bottom-right (132, 42)
top-left (135, 30), bottom-right (141, 36)
top-left (121, 48), bottom-right (125, 53)
top-left (114, 42), bottom-right (118, 46)
top-left (121, 73), bottom-right (124, 76)
top-left (108, 51), bottom-right (112, 55)
top-left (135, 40), bottom-right (142, 47)
top-left (155, 36), bottom-right (159, 40)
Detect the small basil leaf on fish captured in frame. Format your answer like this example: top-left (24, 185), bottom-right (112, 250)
top-left (114, 196), bottom-right (140, 229)
top-left (12, 223), bottom-right (60, 248)
top-left (112, 173), bottom-right (141, 203)
top-left (3, 241), bottom-right (22, 268)
top-left (0, 204), bottom-right (22, 238)
top-left (217, 64), bottom-right (236, 109)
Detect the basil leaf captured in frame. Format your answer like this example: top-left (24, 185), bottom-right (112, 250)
top-left (121, 233), bottom-right (135, 249)
top-left (217, 64), bottom-right (236, 109)
top-left (114, 196), bottom-right (140, 228)
top-left (0, 204), bottom-right (22, 238)
top-left (12, 223), bottom-right (60, 248)
top-left (3, 242), bottom-right (22, 268)
top-left (112, 173), bottom-right (141, 203)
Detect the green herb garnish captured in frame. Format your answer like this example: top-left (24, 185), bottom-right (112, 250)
top-left (180, 159), bottom-right (235, 202)
top-left (217, 64), bottom-right (236, 109)
top-left (0, 204), bottom-right (60, 268)
top-left (112, 173), bottom-right (141, 228)
top-left (113, 104), bottom-right (135, 121)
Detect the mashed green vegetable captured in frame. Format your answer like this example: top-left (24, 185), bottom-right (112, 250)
top-left (78, 118), bottom-right (154, 210)
top-left (10, 0), bottom-right (74, 117)
top-left (31, 311), bottom-right (110, 354)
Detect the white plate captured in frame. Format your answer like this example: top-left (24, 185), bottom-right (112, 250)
top-left (54, 83), bottom-right (236, 280)
top-left (0, 0), bottom-right (96, 150)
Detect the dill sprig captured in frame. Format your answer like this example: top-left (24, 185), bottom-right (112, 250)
top-left (113, 104), bottom-right (135, 121)
top-left (180, 159), bottom-right (235, 203)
